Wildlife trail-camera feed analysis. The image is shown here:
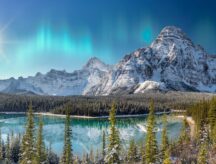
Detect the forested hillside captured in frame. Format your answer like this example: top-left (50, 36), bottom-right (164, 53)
top-left (0, 91), bottom-right (214, 116)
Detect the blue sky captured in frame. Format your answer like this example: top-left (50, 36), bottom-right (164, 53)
top-left (0, 0), bottom-right (216, 78)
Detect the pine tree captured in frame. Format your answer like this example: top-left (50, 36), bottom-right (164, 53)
top-left (197, 118), bottom-right (208, 164)
top-left (10, 134), bottom-right (21, 163)
top-left (199, 123), bottom-right (209, 145)
top-left (47, 143), bottom-right (59, 164)
top-left (162, 148), bottom-right (171, 164)
top-left (197, 143), bottom-right (207, 164)
top-left (140, 143), bottom-right (145, 163)
top-left (145, 100), bottom-right (158, 164)
top-left (161, 114), bottom-right (169, 162)
top-left (0, 129), bottom-right (3, 161)
top-left (11, 131), bottom-right (14, 141)
top-left (105, 102), bottom-right (121, 164)
top-left (36, 116), bottom-right (47, 164)
top-left (89, 147), bottom-right (94, 163)
top-left (73, 156), bottom-right (79, 164)
top-left (208, 97), bottom-right (216, 141)
top-left (95, 149), bottom-right (99, 163)
top-left (212, 123), bottom-right (216, 147)
top-left (20, 102), bottom-right (36, 164)
top-left (5, 134), bottom-right (11, 164)
top-left (81, 153), bottom-right (87, 164)
top-left (102, 130), bottom-right (106, 160)
top-left (61, 109), bottom-right (73, 164)
top-left (127, 139), bottom-right (137, 162)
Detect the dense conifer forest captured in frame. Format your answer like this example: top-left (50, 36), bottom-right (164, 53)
top-left (0, 91), bottom-right (214, 116)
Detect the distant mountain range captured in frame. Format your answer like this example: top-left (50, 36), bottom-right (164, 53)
top-left (1, 26), bottom-right (216, 96)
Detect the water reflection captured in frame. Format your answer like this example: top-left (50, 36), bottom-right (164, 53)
top-left (0, 114), bottom-right (182, 156)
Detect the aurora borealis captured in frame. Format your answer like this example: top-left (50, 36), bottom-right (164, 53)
top-left (0, 0), bottom-right (216, 79)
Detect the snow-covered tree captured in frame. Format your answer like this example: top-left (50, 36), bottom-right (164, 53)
top-left (162, 148), bottom-right (171, 164)
top-left (10, 134), bottom-right (21, 163)
top-left (5, 134), bottom-right (11, 164)
top-left (105, 102), bottom-right (121, 164)
top-left (197, 143), bottom-right (207, 164)
top-left (95, 149), bottom-right (99, 163)
top-left (127, 139), bottom-right (137, 162)
top-left (73, 156), bottom-right (79, 164)
top-left (81, 153), bottom-right (88, 164)
top-left (47, 143), bottom-right (59, 164)
top-left (89, 147), bottom-right (94, 163)
top-left (212, 123), bottom-right (216, 147)
top-left (139, 143), bottom-right (145, 162)
top-left (208, 97), bottom-right (216, 141)
top-left (0, 129), bottom-right (3, 161)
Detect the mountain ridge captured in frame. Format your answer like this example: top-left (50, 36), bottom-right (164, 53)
top-left (0, 26), bottom-right (216, 95)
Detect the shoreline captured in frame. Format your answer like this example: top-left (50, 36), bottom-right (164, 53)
top-left (0, 111), bottom-right (171, 119)
top-left (35, 111), bottom-right (170, 119)
top-left (0, 112), bottom-right (26, 114)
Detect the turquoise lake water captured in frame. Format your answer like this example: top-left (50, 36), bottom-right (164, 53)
top-left (0, 114), bottom-right (182, 157)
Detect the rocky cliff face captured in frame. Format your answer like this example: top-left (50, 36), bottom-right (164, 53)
top-left (0, 26), bottom-right (216, 95)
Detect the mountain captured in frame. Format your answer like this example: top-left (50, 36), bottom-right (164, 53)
top-left (1, 57), bottom-right (111, 96)
top-left (100, 26), bottom-right (216, 95)
top-left (0, 26), bottom-right (216, 96)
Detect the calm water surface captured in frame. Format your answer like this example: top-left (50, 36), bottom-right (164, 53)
top-left (0, 114), bottom-right (182, 157)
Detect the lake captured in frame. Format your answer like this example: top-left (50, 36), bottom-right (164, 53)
top-left (0, 114), bottom-right (182, 157)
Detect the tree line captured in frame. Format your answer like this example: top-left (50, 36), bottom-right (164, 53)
top-left (0, 91), bottom-right (212, 116)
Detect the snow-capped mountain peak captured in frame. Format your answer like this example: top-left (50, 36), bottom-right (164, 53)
top-left (0, 26), bottom-right (215, 95)
top-left (83, 57), bottom-right (110, 72)
top-left (158, 26), bottom-right (188, 38)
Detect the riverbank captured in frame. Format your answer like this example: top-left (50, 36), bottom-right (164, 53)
top-left (0, 111), bottom-right (171, 119)
top-left (0, 112), bottom-right (26, 114)
top-left (35, 111), bottom-right (170, 119)
top-left (35, 112), bottom-right (96, 119)
top-left (0, 112), bottom-right (96, 119)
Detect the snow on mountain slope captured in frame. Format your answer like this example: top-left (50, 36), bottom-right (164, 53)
top-left (0, 26), bottom-right (216, 95)
top-left (134, 81), bottom-right (166, 93)
top-left (3, 77), bottom-right (44, 95)
top-left (0, 78), bottom-right (15, 91)
top-left (0, 57), bottom-right (111, 96)
top-left (99, 26), bottom-right (216, 95)
top-left (83, 57), bottom-right (111, 72)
